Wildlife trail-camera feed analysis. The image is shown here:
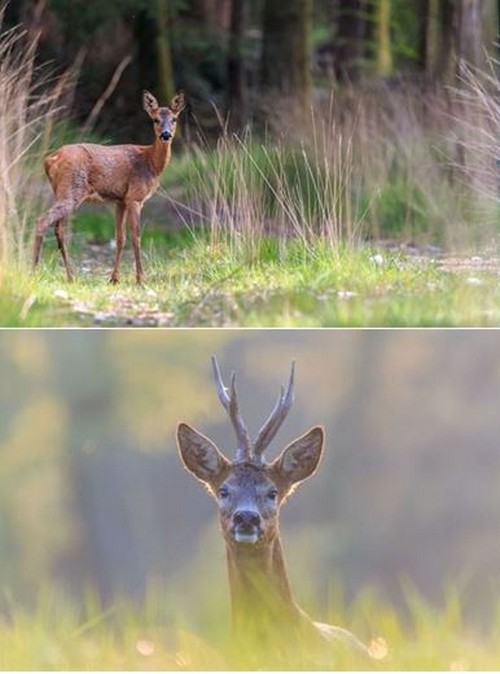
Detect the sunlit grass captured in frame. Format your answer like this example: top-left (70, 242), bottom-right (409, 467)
top-left (1, 236), bottom-right (500, 327)
top-left (0, 583), bottom-right (499, 670)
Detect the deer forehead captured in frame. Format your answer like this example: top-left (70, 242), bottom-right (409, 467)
top-left (158, 107), bottom-right (177, 121)
top-left (222, 464), bottom-right (277, 493)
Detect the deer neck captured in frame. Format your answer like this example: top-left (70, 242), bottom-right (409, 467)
top-left (226, 533), bottom-right (302, 635)
top-left (147, 138), bottom-right (172, 176)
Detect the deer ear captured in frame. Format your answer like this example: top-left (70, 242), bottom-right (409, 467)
top-left (271, 426), bottom-right (324, 487)
top-left (143, 90), bottom-right (159, 117)
top-left (170, 90), bottom-right (186, 114)
top-left (177, 422), bottom-right (229, 485)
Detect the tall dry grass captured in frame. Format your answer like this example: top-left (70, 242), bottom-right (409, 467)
top-left (0, 22), bottom-right (69, 269)
top-left (452, 62), bottom-right (500, 201)
top-left (174, 76), bottom-right (500, 257)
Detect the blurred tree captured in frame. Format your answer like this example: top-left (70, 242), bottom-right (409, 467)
top-left (192, 0), bottom-right (232, 30)
top-left (419, 0), bottom-right (439, 76)
top-left (334, 0), bottom-right (367, 83)
top-left (418, 0), bottom-right (461, 81)
top-left (374, 0), bottom-right (393, 76)
top-left (155, 0), bottom-right (175, 102)
top-left (131, 1), bottom-right (176, 104)
top-left (227, 0), bottom-right (247, 130)
top-left (423, 0), bottom-right (487, 83)
top-left (260, 0), bottom-right (312, 112)
top-left (454, 0), bottom-right (486, 74)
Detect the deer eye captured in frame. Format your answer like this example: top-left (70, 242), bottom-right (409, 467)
top-left (218, 486), bottom-right (230, 500)
top-left (267, 488), bottom-right (278, 501)
top-left (154, 119), bottom-right (161, 125)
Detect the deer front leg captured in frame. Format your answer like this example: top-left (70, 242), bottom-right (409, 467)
top-left (54, 217), bottom-right (74, 282)
top-left (110, 203), bottom-right (127, 284)
top-left (126, 201), bottom-right (144, 285)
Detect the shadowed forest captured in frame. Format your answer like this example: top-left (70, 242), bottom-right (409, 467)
top-left (2, 1), bottom-right (500, 326)
top-left (1, 330), bottom-right (500, 668)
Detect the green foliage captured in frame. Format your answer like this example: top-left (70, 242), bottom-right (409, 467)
top-left (363, 178), bottom-right (430, 239)
top-left (390, 2), bottom-right (421, 65)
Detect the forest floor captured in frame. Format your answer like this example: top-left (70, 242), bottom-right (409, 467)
top-left (2, 225), bottom-right (500, 327)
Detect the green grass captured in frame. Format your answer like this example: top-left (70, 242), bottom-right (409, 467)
top-left (0, 584), bottom-right (499, 669)
top-left (2, 233), bottom-right (500, 327)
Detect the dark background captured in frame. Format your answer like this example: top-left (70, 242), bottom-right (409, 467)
top-left (2, 0), bottom-right (498, 140)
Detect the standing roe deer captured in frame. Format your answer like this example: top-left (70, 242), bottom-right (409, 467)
top-left (177, 356), bottom-right (383, 667)
top-left (33, 90), bottom-right (186, 284)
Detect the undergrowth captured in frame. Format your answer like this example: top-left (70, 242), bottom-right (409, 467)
top-left (0, 583), bottom-right (499, 670)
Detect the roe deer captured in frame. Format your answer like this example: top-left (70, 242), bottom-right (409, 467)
top-left (33, 90), bottom-right (186, 284)
top-left (177, 356), bottom-right (383, 667)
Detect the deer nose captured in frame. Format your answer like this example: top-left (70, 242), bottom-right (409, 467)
top-left (160, 130), bottom-right (172, 141)
top-left (233, 510), bottom-right (261, 530)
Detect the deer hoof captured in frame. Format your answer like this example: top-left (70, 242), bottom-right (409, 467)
top-left (109, 276), bottom-right (120, 285)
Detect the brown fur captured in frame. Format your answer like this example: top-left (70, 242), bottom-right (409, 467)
top-left (176, 363), bottom-right (371, 667)
top-left (33, 91), bottom-right (186, 284)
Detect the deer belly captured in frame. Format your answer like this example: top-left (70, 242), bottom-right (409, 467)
top-left (86, 190), bottom-right (106, 203)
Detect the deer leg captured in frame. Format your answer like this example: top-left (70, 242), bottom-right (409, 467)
top-left (33, 200), bottom-right (74, 271)
top-left (110, 203), bottom-right (127, 284)
top-left (33, 213), bottom-right (51, 269)
top-left (127, 202), bottom-right (144, 285)
top-left (54, 217), bottom-right (74, 282)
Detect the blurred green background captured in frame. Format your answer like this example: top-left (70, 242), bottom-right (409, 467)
top-left (0, 329), bottom-right (499, 633)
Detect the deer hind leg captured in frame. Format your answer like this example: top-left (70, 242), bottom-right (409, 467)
top-left (54, 217), bottom-right (74, 282)
top-left (33, 199), bottom-right (75, 273)
top-left (126, 202), bottom-right (144, 284)
top-left (110, 203), bottom-right (127, 284)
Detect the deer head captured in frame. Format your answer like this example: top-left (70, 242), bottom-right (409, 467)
top-left (177, 356), bottom-right (324, 549)
top-left (143, 90), bottom-right (186, 143)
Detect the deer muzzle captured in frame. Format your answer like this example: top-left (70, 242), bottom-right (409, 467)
top-left (232, 509), bottom-right (262, 544)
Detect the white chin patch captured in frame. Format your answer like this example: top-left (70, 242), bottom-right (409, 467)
top-left (234, 532), bottom-right (259, 544)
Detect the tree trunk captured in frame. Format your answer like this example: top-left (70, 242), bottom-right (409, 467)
top-left (416, 0), bottom-right (456, 83)
top-left (419, 0), bottom-right (441, 77)
top-left (334, 0), bottom-right (367, 83)
top-left (47, 332), bottom-right (118, 600)
top-left (481, 0), bottom-right (498, 62)
top-left (227, 0), bottom-right (247, 130)
top-left (134, 9), bottom-right (160, 97)
top-left (155, 0), bottom-right (175, 102)
top-left (260, 0), bottom-right (312, 112)
top-left (374, 0), bottom-right (392, 76)
top-left (498, 0), bottom-right (500, 56)
top-left (435, 0), bottom-right (456, 82)
top-left (454, 0), bottom-right (485, 76)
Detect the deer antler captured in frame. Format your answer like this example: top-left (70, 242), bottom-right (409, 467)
top-left (253, 360), bottom-right (295, 462)
top-left (211, 355), bottom-right (252, 462)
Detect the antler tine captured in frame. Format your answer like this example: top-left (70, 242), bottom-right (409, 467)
top-left (253, 360), bottom-right (296, 461)
top-left (211, 355), bottom-right (252, 461)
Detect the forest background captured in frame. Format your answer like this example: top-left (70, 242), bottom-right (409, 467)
top-left (2, 1), bottom-right (500, 326)
top-left (3, 0), bottom-right (497, 139)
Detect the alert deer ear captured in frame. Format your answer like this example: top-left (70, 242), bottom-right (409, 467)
top-left (270, 426), bottom-right (324, 487)
top-left (143, 90), bottom-right (159, 117)
top-left (170, 91), bottom-right (186, 114)
top-left (177, 422), bottom-right (229, 486)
